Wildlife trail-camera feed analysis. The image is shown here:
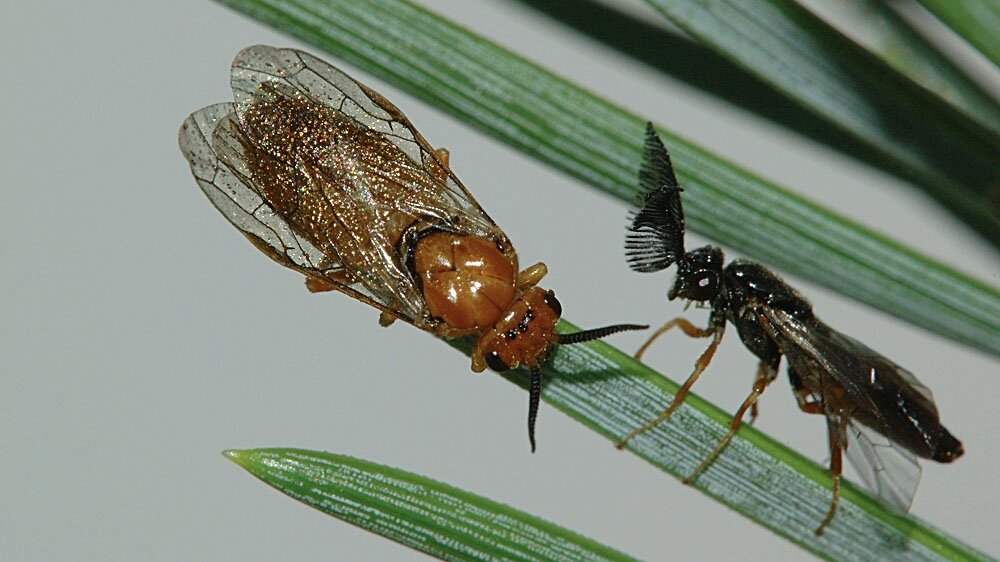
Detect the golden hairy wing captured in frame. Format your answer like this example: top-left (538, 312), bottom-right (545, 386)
top-left (178, 45), bottom-right (513, 328)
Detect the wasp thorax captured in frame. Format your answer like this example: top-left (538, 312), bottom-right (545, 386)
top-left (413, 232), bottom-right (516, 330)
top-left (471, 287), bottom-right (562, 373)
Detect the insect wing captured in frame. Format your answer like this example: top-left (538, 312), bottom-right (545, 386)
top-left (228, 45), bottom-right (503, 242)
top-left (625, 123), bottom-right (686, 272)
top-left (179, 103), bottom-right (333, 275)
top-left (843, 420), bottom-right (921, 512)
top-left (180, 46), bottom-right (512, 328)
top-left (759, 307), bottom-right (938, 510)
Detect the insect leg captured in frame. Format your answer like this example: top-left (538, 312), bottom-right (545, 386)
top-left (816, 419), bottom-right (846, 536)
top-left (378, 311), bottom-right (398, 327)
top-left (634, 317), bottom-right (715, 361)
top-left (748, 357), bottom-right (780, 425)
top-left (305, 278), bottom-right (337, 293)
top-left (304, 271), bottom-right (355, 293)
top-left (305, 273), bottom-right (398, 327)
top-left (793, 365), bottom-right (845, 536)
top-left (616, 327), bottom-right (724, 449)
top-left (425, 148), bottom-right (451, 182)
top-left (748, 366), bottom-right (763, 422)
top-left (684, 359), bottom-right (779, 484)
top-left (788, 366), bottom-right (822, 414)
top-left (434, 148), bottom-right (450, 169)
top-left (516, 262), bottom-right (548, 290)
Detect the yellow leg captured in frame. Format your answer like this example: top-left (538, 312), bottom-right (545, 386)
top-left (789, 372), bottom-right (840, 535)
top-left (305, 278), bottom-right (337, 293)
top-left (616, 329), bottom-right (722, 449)
top-left (684, 367), bottom-right (774, 484)
top-left (815, 423), bottom-right (844, 536)
top-left (378, 311), bottom-right (397, 327)
top-left (304, 271), bottom-right (354, 293)
top-left (516, 262), bottom-right (548, 290)
top-left (747, 361), bottom-right (777, 425)
top-left (635, 317), bottom-right (714, 361)
top-left (425, 147), bottom-right (451, 182)
top-left (434, 148), bottom-right (450, 168)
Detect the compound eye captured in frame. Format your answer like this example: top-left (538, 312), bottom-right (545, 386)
top-left (484, 351), bottom-right (510, 373)
top-left (688, 271), bottom-right (718, 301)
top-left (543, 290), bottom-right (562, 317)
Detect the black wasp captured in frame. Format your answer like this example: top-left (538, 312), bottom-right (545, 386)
top-left (618, 123), bottom-right (963, 535)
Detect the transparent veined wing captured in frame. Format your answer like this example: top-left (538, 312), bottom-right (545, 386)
top-left (178, 103), bottom-right (334, 276)
top-left (179, 46), bottom-right (514, 329)
top-left (228, 45), bottom-right (503, 242)
top-left (843, 420), bottom-right (921, 512)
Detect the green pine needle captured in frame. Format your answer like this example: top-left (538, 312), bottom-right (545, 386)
top-left (224, 447), bottom-right (641, 562)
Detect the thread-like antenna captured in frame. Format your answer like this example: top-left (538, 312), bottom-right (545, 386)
top-left (528, 324), bottom-right (647, 450)
top-left (527, 368), bottom-right (542, 453)
top-left (557, 323), bottom-right (648, 345)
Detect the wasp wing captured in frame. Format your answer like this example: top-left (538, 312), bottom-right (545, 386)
top-left (179, 46), bottom-right (512, 328)
top-left (843, 420), bottom-right (921, 512)
top-left (759, 307), bottom-right (945, 511)
top-left (625, 122), bottom-right (685, 272)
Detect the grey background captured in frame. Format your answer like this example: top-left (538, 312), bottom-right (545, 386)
top-left (3, 1), bottom-right (998, 560)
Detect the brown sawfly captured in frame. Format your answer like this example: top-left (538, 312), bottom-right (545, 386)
top-left (178, 45), bottom-right (645, 451)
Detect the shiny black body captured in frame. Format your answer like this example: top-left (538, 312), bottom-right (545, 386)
top-left (685, 252), bottom-right (961, 463)
top-left (624, 123), bottom-right (962, 519)
top-left (717, 260), bottom-right (807, 377)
